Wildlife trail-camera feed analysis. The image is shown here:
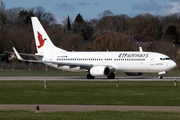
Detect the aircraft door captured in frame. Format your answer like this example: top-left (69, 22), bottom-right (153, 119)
top-left (150, 56), bottom-right (155, 65)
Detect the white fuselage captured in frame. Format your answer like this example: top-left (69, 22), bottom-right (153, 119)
top-left (42, 51), bottom-right (177, 74)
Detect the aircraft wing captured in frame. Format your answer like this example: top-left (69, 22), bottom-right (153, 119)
top-left (5, 51), bottom-right (43, 57)
top-left (13, 47), bottom-right (92, 68)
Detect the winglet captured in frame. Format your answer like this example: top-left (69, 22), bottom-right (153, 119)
top-left (13, 47), bottom-right (25, 61)
top-left (139, 47), bottom-right (143, 52)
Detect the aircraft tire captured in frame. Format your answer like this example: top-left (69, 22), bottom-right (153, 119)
top-left (107, 73), bottom-right (115, 79)
top-left (158, 75), bottom-right (163, 79)
top-left (87, 74), bottom-right (95, 79)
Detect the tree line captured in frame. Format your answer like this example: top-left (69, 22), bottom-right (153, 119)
top-left (0, 1), bottom-right (180, 69)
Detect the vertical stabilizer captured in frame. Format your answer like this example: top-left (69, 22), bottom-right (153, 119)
top-left (31, 17), bottom-right (67, 54)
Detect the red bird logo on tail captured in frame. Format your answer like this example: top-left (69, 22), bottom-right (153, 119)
top-left (37, 32), bottom-right (47, 48)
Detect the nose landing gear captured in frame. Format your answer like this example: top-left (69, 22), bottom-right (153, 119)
top-left (158, 75), bottom-right (163, 79)
top-left (158, 71), bottom-right (166, 79)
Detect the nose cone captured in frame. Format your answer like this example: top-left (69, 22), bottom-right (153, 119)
top-left (173, 61), bottom-right (177, 68)
top-left (169, 61), bottom-right (177, 70)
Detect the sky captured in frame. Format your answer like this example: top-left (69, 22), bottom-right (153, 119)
top-left (4, 0), bottom-right (180, 23)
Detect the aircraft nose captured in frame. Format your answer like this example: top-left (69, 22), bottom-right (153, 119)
top-left (170, 61), bottom-right (177, 69)
top-left (174, 61), bottom-right (177, 68)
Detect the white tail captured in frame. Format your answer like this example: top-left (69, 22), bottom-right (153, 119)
top-left (31, 17), bottom-right (67, 54)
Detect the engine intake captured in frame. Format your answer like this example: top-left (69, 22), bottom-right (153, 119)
top-left (90, 66), bottom-right (110, 76)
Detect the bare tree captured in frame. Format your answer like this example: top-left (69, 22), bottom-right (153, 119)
top-left (99, 10), bottom-right (114, 18)
top-left (126, 13), bottom-right (160, 42)
top-left (149, 41), bottom-right (177, 59)
top-left (0, 0), bottom-right (6, 26)
top-left (109, 33), bottom-right (135, 51)
top-left (6, 7), bottom-right (24, 25)
top-left (94, 14), bottom-right (130, 36)
top-left (90, 33), bottom-right (112, 51)
top-left (34, 6), bottom-right (56, 26)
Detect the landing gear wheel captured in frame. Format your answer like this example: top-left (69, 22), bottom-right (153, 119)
top-left (87, 74), bottom-right (95, 79)
top-left (107, 73), bottom-right (115, 79)
top-left (158, 76), bottom-right (163, 79)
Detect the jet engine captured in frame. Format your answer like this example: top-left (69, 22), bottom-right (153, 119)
top-left (125, 72), bottom-right (143, 76)
top-left (90, 66), bottom-right (110, 76)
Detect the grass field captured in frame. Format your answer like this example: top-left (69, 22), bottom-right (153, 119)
top-left (0, 70), bottom-right (179, 76)
top-left (0, 110), bottom-right (180, 120)
top-left (1, 81), bottom-right (180, 119)
top-left (0, 81), bottom-right (180, 106)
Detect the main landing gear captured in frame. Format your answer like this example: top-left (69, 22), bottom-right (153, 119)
top-left (87, 74), bottom-right (95, 79)
top-left (107, 73), bottom-right (115, 79)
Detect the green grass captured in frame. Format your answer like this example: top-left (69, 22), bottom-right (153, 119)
top-left (0, 110), bottom-right (180, 120)
top-left (0, 70), bottom-right (179, 76)
top-left (0, 81), bottom-right (180, 106)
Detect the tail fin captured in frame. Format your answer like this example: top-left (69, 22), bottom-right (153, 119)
top-left (31, 17), bottom-right (67, 54)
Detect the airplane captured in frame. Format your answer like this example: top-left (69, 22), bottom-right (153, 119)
top-left (12, 17), bottom-right (177, 79)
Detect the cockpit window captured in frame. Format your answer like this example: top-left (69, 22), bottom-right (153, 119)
top-left (160, 58), bottom-right (171, 60)
top-left (165, 58), bottom-right (171, 60)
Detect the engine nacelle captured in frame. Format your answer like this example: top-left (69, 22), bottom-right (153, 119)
top-left (90, 66), bottom-right (110, 76)
top-left (125, 72), bottom-right (143, 76)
